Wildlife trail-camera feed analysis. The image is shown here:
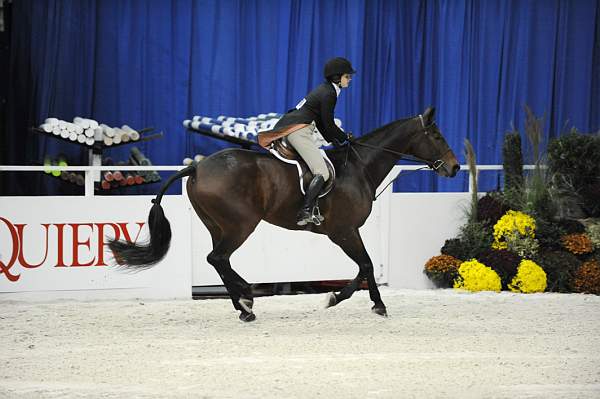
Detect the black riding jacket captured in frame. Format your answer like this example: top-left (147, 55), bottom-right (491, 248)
top-left (273, 82), bottom-right (347, 143)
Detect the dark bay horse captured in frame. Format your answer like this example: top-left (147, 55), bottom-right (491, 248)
top-left (109, 107), bottom-right (459, 321)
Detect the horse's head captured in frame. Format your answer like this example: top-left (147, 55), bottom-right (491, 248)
top-left (409, 107), bottom-right (460, 177)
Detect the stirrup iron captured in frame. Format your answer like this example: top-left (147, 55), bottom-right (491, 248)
top-left (311, 204), bottom-right (324, 225)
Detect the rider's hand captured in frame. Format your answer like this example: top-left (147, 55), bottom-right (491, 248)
top-left (333, 133), bottom-right (351, 147)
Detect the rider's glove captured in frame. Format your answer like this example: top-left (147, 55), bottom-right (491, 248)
top-left (333, 134), bottom-right (351, 147)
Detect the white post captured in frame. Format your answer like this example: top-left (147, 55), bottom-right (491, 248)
top-left (84, 169), bottom-right (94, 197)
top-left (86, 149), bottom-right (102, 197)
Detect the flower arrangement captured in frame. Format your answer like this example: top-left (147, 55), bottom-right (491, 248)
top-left (508, 259), bottom-right (547, 293)
top-left (453, 259), bottom-right (502, 292)
top-left (572, 259), bottom-right (600, 295)
top-left (423, 255), bottom-right (462, 288)
top-left (492, 210), bottom-right (536, 250)
top-left (561, 233), bottom-right (593, 255)
top-left (423, 125), bottom-right (600, 295)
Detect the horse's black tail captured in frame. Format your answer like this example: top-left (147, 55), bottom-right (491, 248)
top-left (108, 164), bottom-right (197, 271)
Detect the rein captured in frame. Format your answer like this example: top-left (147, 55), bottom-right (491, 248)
top-left (348, 144), bottom-right (430, 200)
top-left (343, 116), bottom-right (449, 201)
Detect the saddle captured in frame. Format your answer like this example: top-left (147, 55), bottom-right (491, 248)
top-left (270, 138), bottom-right (335, 198)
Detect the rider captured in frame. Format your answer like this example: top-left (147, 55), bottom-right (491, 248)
top-left (272, 57), bottom-right (355, 226)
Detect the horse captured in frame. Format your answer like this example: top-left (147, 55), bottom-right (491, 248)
top-left (108, 107), bottom-right (460, 322)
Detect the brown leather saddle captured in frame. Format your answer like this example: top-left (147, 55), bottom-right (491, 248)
top-left (271, 138), bottom-right (335, 198)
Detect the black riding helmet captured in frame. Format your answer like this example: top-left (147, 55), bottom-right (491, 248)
top-left (323, 57), bottom-right (356, 80)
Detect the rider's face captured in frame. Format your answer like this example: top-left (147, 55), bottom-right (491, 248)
top-left (340, 74), bottom-right (353, 88)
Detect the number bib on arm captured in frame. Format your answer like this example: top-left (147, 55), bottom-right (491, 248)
top-left (295, 98), bottom-right (306, 110)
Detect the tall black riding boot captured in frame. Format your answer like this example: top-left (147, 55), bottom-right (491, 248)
top-left (296, 174), bottom-right (325, 226)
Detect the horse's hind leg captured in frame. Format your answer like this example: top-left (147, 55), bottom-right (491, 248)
top-left (326, 229), bottom-right (387, 316)
top-left (189, 198), bottom-right (257, 321)
top-left (207, 242), bottom-right (256, 322)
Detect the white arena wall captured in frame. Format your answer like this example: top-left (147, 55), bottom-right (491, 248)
top-left (0, 168), bottom-right (475, 300)
top-left (0, 195), bottom-right (192, 300)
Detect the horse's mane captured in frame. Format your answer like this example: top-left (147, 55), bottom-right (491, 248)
top-left (355, 117), bottom-right (413, 142)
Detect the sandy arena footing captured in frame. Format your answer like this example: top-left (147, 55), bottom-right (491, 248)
top-left (2, 288), bottom-right (600, 398)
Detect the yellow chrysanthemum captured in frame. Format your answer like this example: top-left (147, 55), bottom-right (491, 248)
top-left (453, 259), bottom-right (502, 292)
top-left (492, 210), bottom-right (536, 250)
top-left (508, 259), bottom-right (547, 293)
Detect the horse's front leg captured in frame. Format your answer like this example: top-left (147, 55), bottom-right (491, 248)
top-left (326, 229), bottom-right (387, 317)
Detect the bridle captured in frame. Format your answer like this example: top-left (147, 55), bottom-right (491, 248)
top-left (345, 115), bottom-right (451, 200)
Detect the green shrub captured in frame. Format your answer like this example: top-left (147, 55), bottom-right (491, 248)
top-left (456, 221), bottom-right (494, 260)
top-left (502, 132), bottom-right (524, 208)
top-left (534, 250), bottom-right (581, 292)
top-left (441, 238), bottom-right (469, 261)
top-left (547, 130), bottom-right (600, 217)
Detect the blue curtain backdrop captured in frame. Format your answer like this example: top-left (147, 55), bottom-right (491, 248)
top-left (3, 0), bottom-right (599, 195)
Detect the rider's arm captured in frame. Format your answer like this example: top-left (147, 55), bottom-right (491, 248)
top-left (319, 93), bottom-right (348, 143)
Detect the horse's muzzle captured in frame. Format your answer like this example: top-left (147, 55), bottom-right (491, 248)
top-left (431, 160), bottom-right (460, 178)
top-left (437, 150), bottom-right (460, 178)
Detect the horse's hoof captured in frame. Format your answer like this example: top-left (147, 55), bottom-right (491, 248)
top-left (371, 305), bottom-right (388, 317)
top-left (239, 311), bottom-right (256, 322)
top-left (324, 292), bottom-right (337, 308)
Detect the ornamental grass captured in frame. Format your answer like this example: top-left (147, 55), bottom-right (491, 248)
top-left (572, 259), bottom-right (600, 295)
top-left (561, 233), bottom-right (593, 255)
top-left (492, 210), bottom-right (536, 250)
top-left (508, 259), bottom-right (547, 293)
top-left (534, 250), bottom-right (581, 292)
top-left (453, 259), bottom-right (502, 292)
top-left (423, 255), bottom-right (462, 288)
top-left (477, 249), bottom-right (521, 289)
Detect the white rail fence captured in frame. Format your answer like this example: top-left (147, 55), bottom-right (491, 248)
top-left (0, 164), bottom-right (540, 299)
top-left (0, 164), bottom-right (538, 195)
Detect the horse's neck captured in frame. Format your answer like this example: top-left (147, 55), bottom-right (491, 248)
top-left (357, 118), bottom-right (420, 189)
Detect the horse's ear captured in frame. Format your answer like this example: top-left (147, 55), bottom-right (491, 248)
top-left (423, 107), bottom-right (436, 124)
